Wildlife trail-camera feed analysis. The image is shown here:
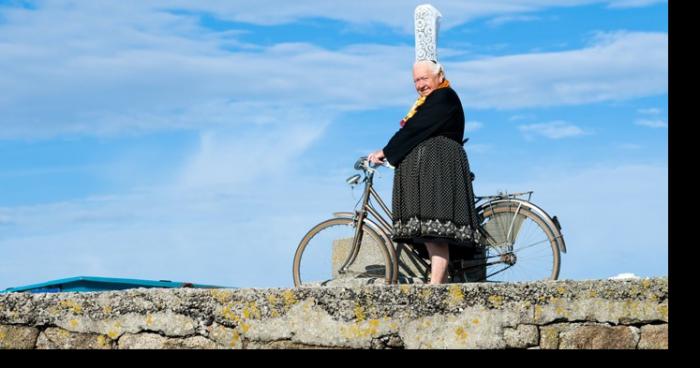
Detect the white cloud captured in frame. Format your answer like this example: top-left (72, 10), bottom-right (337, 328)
top-left (509, 114), bottom-right (536, 121)
top-left (0, 2), bottom-right (667, 139)
top-left (449, 31), bottom-right (667, 109)
top-left (465, 143), bottom-right (492, 155)
top-left (178, 119), bottom-right (329, 190)
top-left (618, 143), bottom-right (642, 150)
top-left (638, 108), bottom-right (662, 115)
top-left (157, 0), bottom-right (665, 30)
top-left (487, 15), bottom-right (541, 28)
top-left (606, 0), bottom-right (666, 8)
top-left (519, 121), bottom-right (588, 139)
top-left (609, 272), bottom-right (640, 280)
top-left (466, 120), bottom-right (484, 132)
top-left (635, 119), bottom-right (668, 128)
top-left (0, 29), bottom-right (667, 138)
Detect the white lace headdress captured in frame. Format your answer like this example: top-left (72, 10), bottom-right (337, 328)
top-left (414, 4), bottom-right (442, 62)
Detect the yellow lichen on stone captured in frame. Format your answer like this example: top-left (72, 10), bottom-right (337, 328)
top-left (455, 326), bottom-right (468, 342)
top-left (534, 304), bottom-right (544, 321)
top-left (69, 319), bottom-right (78, 329)
top-left (243, 302), bottom-right (261, 320)
top-left (368, 319), bottom-right (380, 335)
top-left (230, 331), bottom-right (240, 348)
top-left (220, 303), bottom-right (241, 324)
top-left (548, 297), bottom-right (566, 317)
top-left (471, 319), bottom-right (480, 325)
top-left (266, 294), bottom-right (278, 305)
top-left (342, 319), bottom-right (381, 339)
top-left (97, 335), bottom-right (110, 348)
top-left (211, 289), bottom-right (233, 304)
top-left (642, 279), bottom-right (652, 289)
top-left (658, 304), bottom-right (668, 319)
top-left (541, 327), bottom-right (559, 349)
top-left (400, 285), bottom-right (411, 294)
top-left (107, 323), bottom-right (121, 340)
top-left (448, 285), bottom-right (464, 306)
top-left (555, 305), bottom-right (566, 317)
top-left (282, 290), bottom-right (297, 307)
top-left (623, 300), bottom-right (640, 316)
top-left (102, 305), bottom-right (112, 315)
top-left (60, 300), bottom-right (83, 314)
top-left (354, 303), bottom-right (366, 322)
top-left (145, 313), bottom-right (154, 327)
top-left (241, 323), bottom-right (250, 333)
top-left (588, 289), bottom-right (598, 298)
top-left (629, 285), bottom-right (641, 296)
top-left (557, 286), bottom-right (566, 295)
top-left (488, 295), bottom-right (504, 308)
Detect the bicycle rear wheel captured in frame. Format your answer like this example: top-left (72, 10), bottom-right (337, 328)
top-left (477, 201), bottom-right (561, 282)
top-left (292, 217), bottom-right (393, 287)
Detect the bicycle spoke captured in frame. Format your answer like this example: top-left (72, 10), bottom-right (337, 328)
top-left (477, 203), bottom-right (559, 282)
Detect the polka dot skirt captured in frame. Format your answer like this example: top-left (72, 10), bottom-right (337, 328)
top-left (391, 135), bottom-right (482, 259)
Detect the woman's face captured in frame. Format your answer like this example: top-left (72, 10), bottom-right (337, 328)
top-left (413, 63), bottom-right (443, 97)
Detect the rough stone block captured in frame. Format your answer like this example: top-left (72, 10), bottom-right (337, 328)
top-left (36, 327), bottom-right (113, 349)
top-left (118, 333), bottom-right (169, 349)
top-left (0, 325), bottom-right (40, 349)
top-left (504, 324), bottom-right (539, 349)
top-left (638, 324), bottom-right (668, 349)
top-left (559, 324), bottom-right (639, 349)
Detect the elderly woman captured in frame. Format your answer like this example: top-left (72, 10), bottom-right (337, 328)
top-left (368, 60), bottom-right (481, 284)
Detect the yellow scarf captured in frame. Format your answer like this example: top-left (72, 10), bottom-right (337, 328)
top-left (400, 79), bottom-right (450, 127)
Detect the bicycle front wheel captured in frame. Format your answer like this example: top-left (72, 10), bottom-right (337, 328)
top-left (478, 201), bottom-right (561, 282)
top-left (292, 217), bottom-right (393, 287)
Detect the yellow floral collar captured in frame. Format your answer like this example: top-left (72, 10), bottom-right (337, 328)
top-left (400, 79), bottom-right (450, 127)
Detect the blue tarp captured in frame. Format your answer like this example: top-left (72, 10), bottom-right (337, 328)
top-left (1, 276), bottom-right (231, 293)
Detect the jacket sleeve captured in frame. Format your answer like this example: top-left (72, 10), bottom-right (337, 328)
top-left (383, 88), bottom-right (458, 166)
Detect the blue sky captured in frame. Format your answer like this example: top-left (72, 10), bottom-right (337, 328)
top-left (0, 0), bottom-right (667, 289)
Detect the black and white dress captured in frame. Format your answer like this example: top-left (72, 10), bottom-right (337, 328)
top-left (383, 87), bottom-right (481, 260)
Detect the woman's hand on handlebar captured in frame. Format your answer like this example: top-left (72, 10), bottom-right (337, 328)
top-left (367, 149), bottom-right (386, 166)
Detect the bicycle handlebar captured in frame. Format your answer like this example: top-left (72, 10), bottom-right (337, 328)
top-left (355, 156), bottom-right (394, 172)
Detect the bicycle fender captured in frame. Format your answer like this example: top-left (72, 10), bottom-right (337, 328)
top-left (480, 198), bottom-right (567, 254)
top-left (333, 211), bottom-right (354, 218)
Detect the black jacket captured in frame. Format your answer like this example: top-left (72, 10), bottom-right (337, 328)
top-left (383, 87), bottom-right (465, 166)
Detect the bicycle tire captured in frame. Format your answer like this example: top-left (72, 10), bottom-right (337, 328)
top-left (292, 217), bottom-right (394, 287)
top-left (475, 201), bottom-right (562, 282)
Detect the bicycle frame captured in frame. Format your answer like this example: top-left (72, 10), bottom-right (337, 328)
top-left (334, 169), bottom-right (398, 274)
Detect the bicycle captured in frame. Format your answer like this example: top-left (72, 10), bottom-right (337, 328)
top-left (292, 153), bottom-right (567, 287)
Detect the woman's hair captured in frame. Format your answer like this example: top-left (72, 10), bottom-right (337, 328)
top-left (414, 59), bottom-right (445, 77)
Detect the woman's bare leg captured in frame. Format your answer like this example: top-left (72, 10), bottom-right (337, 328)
top-left (425, 242), bottom-right (449, 284)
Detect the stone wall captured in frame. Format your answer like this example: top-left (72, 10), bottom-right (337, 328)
top-left (0, 278), bottom-right (667, 349)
